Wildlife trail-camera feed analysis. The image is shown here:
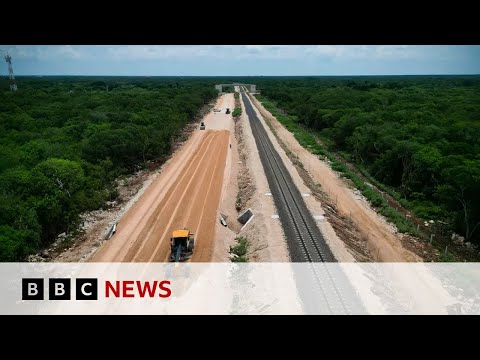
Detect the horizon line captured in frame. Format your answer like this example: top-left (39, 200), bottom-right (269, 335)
top-left (8, 73), bottom-right (480, 77)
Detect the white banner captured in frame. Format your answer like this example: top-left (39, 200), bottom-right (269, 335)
top-left (1, 263), bottom-right (479, 314)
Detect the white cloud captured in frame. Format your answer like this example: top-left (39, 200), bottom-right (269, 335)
top-left (0, 45), bottom-right (86, 60)
top-left (304, 45), bottom-right (410, 59)
top-left (374, 45), bottom-right (409, 58)
top-left (244, 45), bottom-right (265, 51)
top-left (55, 45), bottom-right (84, 59)
top-left (306, 45), bottom-right (351, 57)
top-left (105, 45), bottom-right (218, 60)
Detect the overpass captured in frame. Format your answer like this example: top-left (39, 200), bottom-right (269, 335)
top-left (215, 83), bottom-right (258, 93)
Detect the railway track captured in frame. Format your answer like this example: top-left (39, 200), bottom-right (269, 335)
top-left (242, 92), bottom-right (335, 262)
top-left (241, 92), bottom-right (365, 314)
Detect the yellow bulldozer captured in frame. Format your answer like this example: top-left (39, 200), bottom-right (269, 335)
top-left (169, 228), bottom-right (195, 262)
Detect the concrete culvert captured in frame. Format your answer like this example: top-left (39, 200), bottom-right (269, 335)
top-left (237, 208), bottom-right (254, 225)
top-left (219, 215), bottom-right (227, 227)
top-left (105, 222), bottom-right (117, 240)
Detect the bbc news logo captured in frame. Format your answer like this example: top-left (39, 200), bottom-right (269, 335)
top-left (22, 278), bottom-right (171, 300)
top-left (22, 278), bottom-right (98, 300)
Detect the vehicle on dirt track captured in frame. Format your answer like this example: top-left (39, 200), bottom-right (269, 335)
top-left (169, 228), bottom-right (195, 262)
top-left (226, 108), bottom-right (230, 114)
top-left (200, 122), bottom-right (205, 130)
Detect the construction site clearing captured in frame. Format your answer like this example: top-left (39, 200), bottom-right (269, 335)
top-left (47, 87), bottom-right (425, 264)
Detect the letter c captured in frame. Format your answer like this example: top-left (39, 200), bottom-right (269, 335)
top-left (81, 283), bottom-right (92, 296)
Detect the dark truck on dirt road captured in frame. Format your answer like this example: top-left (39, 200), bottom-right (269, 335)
top-left (169, 229), bottom-right (195, 262)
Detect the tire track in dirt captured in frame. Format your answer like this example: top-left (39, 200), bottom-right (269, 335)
top-left (91, 130), bottom-right (230, 262)
top-left (90, 131), bottom-right (210, 262)
top-left (191, 132), bottom-right (229, 261)
top-left (131, 133), bottom-right (219, 262)
top-left (147, 132), bottom-right (227, 262)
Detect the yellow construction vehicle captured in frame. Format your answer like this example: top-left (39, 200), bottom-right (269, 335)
top-left (169, 228), bottom-right (195, 262)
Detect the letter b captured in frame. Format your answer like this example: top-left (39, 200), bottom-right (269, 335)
top-left (49, 279), bottom-right (71, 300)
top-left (29, 283), bottom-right (38, 296)
top-left (22, 279), bottom-right (44, 300)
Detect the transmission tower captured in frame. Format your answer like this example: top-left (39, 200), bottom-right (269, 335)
top-left (4, 53), bottom-right (18, 91)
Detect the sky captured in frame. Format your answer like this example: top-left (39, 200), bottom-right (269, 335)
top-left (0, 45), bottom-right (479, 76)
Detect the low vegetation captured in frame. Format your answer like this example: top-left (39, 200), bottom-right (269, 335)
top-left (232, 107), bottom-right (242, 117)
top-left (229, 236), bottom-right (249, 262)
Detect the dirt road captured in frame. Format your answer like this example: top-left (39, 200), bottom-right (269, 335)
top-left (208, 89), bottom-right (292, 262)
top-left (91, 95), bottom-right (234, 262)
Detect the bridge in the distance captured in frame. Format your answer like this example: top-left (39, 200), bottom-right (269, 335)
top-left (215, 83), bottom-right (258, 93)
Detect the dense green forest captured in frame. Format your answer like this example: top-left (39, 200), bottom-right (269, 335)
top-left (0, 77), bottom-right (218, 261)
top-left (254, 76), bottom-right (480, 246)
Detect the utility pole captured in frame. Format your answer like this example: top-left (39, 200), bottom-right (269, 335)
top-left (4, 52), bottom-right (18, 91)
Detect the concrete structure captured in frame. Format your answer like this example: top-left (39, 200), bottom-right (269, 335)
top-left (215, 83), bottom-right (258, 93)
top-left (237, 208), bottom-right (254, 225)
